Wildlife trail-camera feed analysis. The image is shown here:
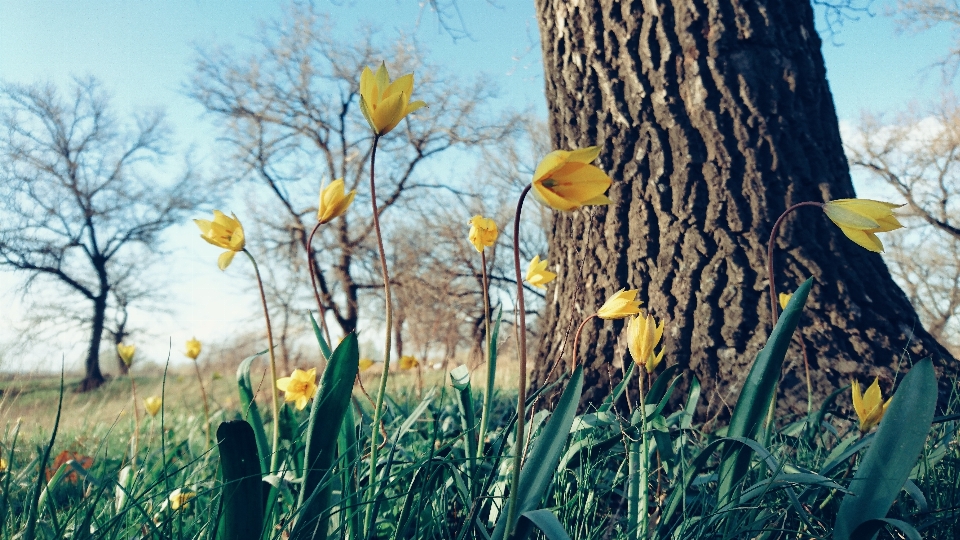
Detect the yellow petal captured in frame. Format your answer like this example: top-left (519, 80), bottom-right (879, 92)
top-left (374, 92), bottom-right (406, 135)
top-left (837, 226), bottom-right (884, 253)
top-left (360, 66), bottom-right (377, 104)
top-left (851, 379), bottom-right (865, 420)
top-left (824, 204), bottom-right (881, 230)
top-left (218, 250), bottom-right (236, 270)
top-left (405, 100), bottom-right (427, 115)
top-left (383, 73), bottom-right (414, 101)
top-left (532, 150), bottom-right (570, 184)
top-left (375, 62), bottom-right (390, 93)
top-left (194, 219), bottom-right (213, 235)
top-left (531, 182), bottom-right (578, 211)
top-left (567, 146), bottom-right (601, 164)
top-left (863, 378), bottom-right (883, 411)
top-left (276, 377), bottom-right (292, 392)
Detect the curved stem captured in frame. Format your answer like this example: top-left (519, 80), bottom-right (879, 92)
top-left (571, 313), bottom-right (599, 372)
top-left (477, 250), bottom-right (494, 459)
top-left (244, 249), bottom-right (281, 473)
top-left (506, 184), bottom-right (532, 535)
top-left (767, 201), bottom-right (823, 325)
top-left (306, 222), bottom-right (333, 353)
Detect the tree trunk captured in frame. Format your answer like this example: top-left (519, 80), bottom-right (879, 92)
top-left (531, 0), bottom-right (956, 418)
top-left (79, 296), bottom-right (108, 392)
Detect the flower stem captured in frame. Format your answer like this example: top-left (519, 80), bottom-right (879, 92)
top-left (192, 360), bottom-right (212, 446)
top-left (307, 222), bottom-right (333, 354)
top-left (505, 184), bottom-right (532, 536)
top-left (766, 201), bottom-right (823, 325)
top-left (244, 249), bottom-right (281, 474)
top-left (477, 250), bottom-right (494, 460)
top-left (365, 135), bottom-right (393, 534)
top-left (130, 375), bottom-right (140, 467)
top-left (571, 313), bottom-right (598, 372)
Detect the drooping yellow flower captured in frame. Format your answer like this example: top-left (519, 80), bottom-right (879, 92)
top-left (822, 199), bottom-right (904, 253)
top-left (526, 255), bottom-right (557, 289)
top-left (144, 396), bottom-right (162, 417)
top-left (597, 289), bottom-right (643, 320)
top-left (778, 293), bottom-right (792, 310)
top-left (169, 488), bottom-right (196, 511)
top-left (468, 215), bottom-right (498, 252)
top-left (851, 378), bottom-right (892, 432)
top-left (194, 210), bottom-right (246, 270)
top-left (359, 62), bottom-right (427, 135)
top-left (276, 368), bottom-right (318, 411)
top-left (531, 146), bottom-right (612, 211)
top-left (399, 355), bottom-right (419, 370)
top-left (359, 358), bottom-right (374, 371)
top-left (117, 343), bottom-right (136, 367)
top-left (184, 338), bottom-right (201, 360)
top-left (318, 178), bottom-right (356, 224)
top-left (627, 313), bottom-right (665, 373)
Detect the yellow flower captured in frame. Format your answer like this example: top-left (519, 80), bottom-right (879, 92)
top-left (627, 313), bottom-right (665, 373)
top-left (597, 289), bottom-right (642, 320)
top-left (359, 358), bottom-right (374, 371)
top-left (117, 343), bottom-right (136, 367)
top-left (184, 338), bottom-right (201, 360)
top-left (0, 457), bottom-right (7, 473)
top-left (468, 215), bottom-right (498, 252)
top-left (851, 378), bottom-right (892, 432)
top-left (399, 355), bottom-right (419, 370)
top-left (359, 62), bottom-right (426, 135)
top-left (526, 255), bottom-right (557, 289)
top-left (194, 210), bottom-right (246, 270)
top-left (276, 368), bottom-right (318, 411)
top-left (318, 178), bottom-right (356, 224)
top-left (822, 199), bottom-right (904, 253)
top-left (168, 488), bottom-right (196, 511)
top-left (531, 146), bottom-right (612, 211)
top-left (144, 396), bottom-right (162, 417)
top-left (778, 293), bottom-right (792, 310)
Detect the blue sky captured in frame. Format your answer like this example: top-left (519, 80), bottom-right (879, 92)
top-left (0, 0), bottom-right (956, 371)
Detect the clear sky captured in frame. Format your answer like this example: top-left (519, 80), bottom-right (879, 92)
top-left (0, 0), bottom-right (956, 371)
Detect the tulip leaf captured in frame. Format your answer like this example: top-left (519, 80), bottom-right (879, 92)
top-left (308, 312), bottom-right (332, 361)
top-left (450, 365), bottom-right (478, 493)
top-left (599, 360), bottom-right (635, 413)
top-left (337, 403), bottom-right (362, 540)
top-left (834, 358), bottom-right (937, 540)
top-left (237, 351), bottom-right (270, 476)
top-left (850, 518), bottom-right (922, 540)
top-left (717, 278), bottom-right (812, 505)
top-left (516, 509), bottom-right (572, 540)
top-left (490, 365), bottom-right (584, 540)
top-left (645, 364), bottom-right (680, 405)
top-left (216, 420), bottom-right (264, 540)
top-left (290, 332), bottom-right (360, 540)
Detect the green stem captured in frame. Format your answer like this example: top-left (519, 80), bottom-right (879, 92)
top-left (638, 369), bottom-right (649, 539)
top-left (505, 184), bottom-right (532, 536)
top-left (244, 249), bottom-right (281, 473)
top-left (477, 250), bottom-right (494, 460)
top-left (192, 360), bottom-right (212, 446)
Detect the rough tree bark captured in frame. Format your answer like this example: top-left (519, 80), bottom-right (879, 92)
top-left (531, 0), bottom-right (957, 418)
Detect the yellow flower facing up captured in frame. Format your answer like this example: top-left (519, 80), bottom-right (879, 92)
top-left (184, 338), bottom-right (201, 360)
top-left (399, 355), bottom-right (419, 370)
top-left (851, 378), bottom-right (892, 432)
top-left (778, 293), bottom-right (792, 310)
top-left (526, 255), bottom-right (557, 289)
top-left (144, 396), bottom-right (162, 417)
top-left (531, 146), bottom-right (612, 211)
top-left (169, 488), bottom-right (196, 511)
top-left (822, 199), bottom-right (904, 253)
top-left (468, 215), bottom-right (498, 252)
top-left (359, 62), bottom-right (426, 136)
top-left (276, 368), bottom-right (318, 411)
top-left (627, 313), bottom-right (665, 373)
top-left (117, 343), bottom-right (136, 367)
top-left (318, 178), bottom-right (356, 224)
top-left (597, 288), bottom-right (643, 320)
top-left (194, 210), bottom-right (246, 270)
top-left (359, 358), bottom-right (374, 372)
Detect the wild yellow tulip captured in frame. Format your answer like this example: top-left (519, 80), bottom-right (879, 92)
top-left (194, 210), bottom-right (246, 270)
top-left (627, 313), bottom-right (665, 373)
top-left (525, 255), bottom-right (557, 289)
top-left (359, 358), bottom-right (374, 371)
top-left (0, 457), bottom-right (6, 473)
top-left (318, 178), bottom-right (356, 224)
top-left (399, 355), bottom-right (419, 370)
top-left (851, 378), bottom-right (892, 432)
top-left (822, 198), bottom-right (904, 253)
top-left (276, 368), bottom-right (318, 411)
top-left (778, 293), bottom-right (792, 310)
top-left (168, 488), bottom-right (196, 511)
top-left (597, 288), bottom-right (642, 320)
top-left (117, 343), bottom-right (135, 367)
top-left (184, 338), bottom-right (201, 360)
top-left (468, 215), bottom-right (498, 252)
top-left (143, 396), bottom-right (162, 417)
top-left (531, 146), bottom-right (612, 211)
top-left (359, 62), bottom-right (426, 136)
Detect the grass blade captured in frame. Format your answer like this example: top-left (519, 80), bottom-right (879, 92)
top-left (237, 351), bottom-right (270, 476)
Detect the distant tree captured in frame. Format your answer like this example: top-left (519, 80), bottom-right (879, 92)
top-left (0, 78), bottom-right (200, 390)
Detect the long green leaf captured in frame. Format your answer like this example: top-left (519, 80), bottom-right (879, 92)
top-left (290, 332), bottom-right (360, 540)
top-left (237, 351), bottom-right (269, 476)
top-left (309, 312), bottom-right (332, 360)
top-left (518, 509), bottom-right (571, 540)
top-left (337, 403), bottom-right (362, 540)
top-left (216, 420), bottom-right (264, 540)
top-left (491, 366), bottom-right (584, 540)
top-left (451, 365), bottom-right (478, 493)
top-left (717, 278), bottom-right (812, 504)
top-left (834, 358), bottom-right (937, 540)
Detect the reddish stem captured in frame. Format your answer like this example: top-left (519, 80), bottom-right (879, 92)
top-left (571, 313), bottom-right (599, 372)
top-left (307, 222), bottom-right (333, 352)
top-left (767, 201), bottom-right (823, 325)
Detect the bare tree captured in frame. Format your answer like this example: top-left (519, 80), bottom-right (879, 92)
top-left (0, 78), bottom-right (201, 390)
top-left (188, 5), bottom-right (519, 341)
top-left (896, 0), bottom-right (960, 80)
